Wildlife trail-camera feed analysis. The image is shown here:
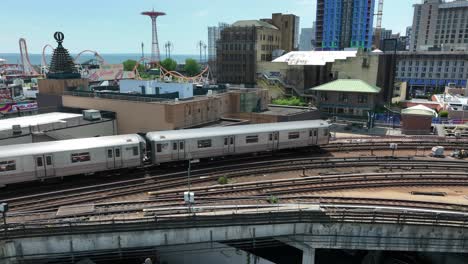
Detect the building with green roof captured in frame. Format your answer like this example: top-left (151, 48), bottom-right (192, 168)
top-left (310, 79), bottom-right (382, 117)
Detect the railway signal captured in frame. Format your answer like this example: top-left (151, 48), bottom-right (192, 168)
top-left (0, 202), bottom-right (8, 237)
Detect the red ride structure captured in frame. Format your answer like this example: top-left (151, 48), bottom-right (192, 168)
top-left (141, 10), bottom-right (166, 64)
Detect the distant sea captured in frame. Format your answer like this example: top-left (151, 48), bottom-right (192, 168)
top-left (0, 53), bottom-right (200, 65)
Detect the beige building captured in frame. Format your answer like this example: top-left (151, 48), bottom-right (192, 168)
top-left (261, 13), bottom-right (300, 52)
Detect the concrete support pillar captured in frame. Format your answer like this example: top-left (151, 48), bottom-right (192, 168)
top-left (276, 237), bottom-right (316, 264)
top-left (302, 246), bottom-right (316, 264)
top-left (0, 241), bottom-right (18, 264)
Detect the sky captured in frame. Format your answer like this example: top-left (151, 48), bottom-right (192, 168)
top-left (1, 0), bottom-right (419, 54)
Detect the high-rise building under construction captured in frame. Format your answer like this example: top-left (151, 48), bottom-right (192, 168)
top-left (315, 0), bottom-right (375, 50)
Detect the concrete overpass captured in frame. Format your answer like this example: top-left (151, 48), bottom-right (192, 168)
top-left (1, 205), bottom-right (468, 264)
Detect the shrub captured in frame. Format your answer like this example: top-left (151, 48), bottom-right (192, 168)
top-left (439, 110), bottom-right (449, 118)
top-left (217, 176), bottom-right (228, 185)
top-left (268, 195), bottom-right (279, 204)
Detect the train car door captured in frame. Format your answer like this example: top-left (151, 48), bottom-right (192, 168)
top-left (106, 148), bottom-right (115, 169)
top-left (309, 129), bottom-right (318, 145)
top-left (171, 141), bottom-right (186, 161)
top-left (34, 154), bottom-right (55, 178)
top-left (34, 155), bottom-right (46, 179)
top-left (268, 132), bottom-right (279, 150)
top-left (178, 141), bottom-right (186, 160)
top-left (44, 154), bottom-right (56, 177)
top-left (114, 147), bottom-right (123, 169)
top-left (223, 136), bottom-right (235, 154)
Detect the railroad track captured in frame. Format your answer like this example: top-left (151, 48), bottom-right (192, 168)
top-left (147, 171), bottom-right (468, 200)
top-left (6, 157), bottom-right (468, 213)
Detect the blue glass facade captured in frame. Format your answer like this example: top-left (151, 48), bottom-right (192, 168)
top-left (320, 0), bottom-right (375, 50)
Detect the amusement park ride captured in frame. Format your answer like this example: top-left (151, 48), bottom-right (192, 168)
top-left (3, 8), bottom-right (212, 84)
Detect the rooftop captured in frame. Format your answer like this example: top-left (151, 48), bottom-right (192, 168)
top-left (260, 105), bottom-right (318, 116)
top-left (402, 105), bottom-right (438, 117)
top-left (310, 79), bottom-right (382, 94)
top-left (273, 50), bottom-right (358, 66)
top-left (232, 20), bottom-right (278, 30)
top-left (0, 112), bottom-right (82, 131)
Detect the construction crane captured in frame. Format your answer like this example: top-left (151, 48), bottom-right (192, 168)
top-left (373, 0), bottom-right (384, 50)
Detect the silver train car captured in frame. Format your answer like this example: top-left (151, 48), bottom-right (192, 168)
top-left (146, 120), bottom-right (330, 164)
top-left (0, 134), bottom-right (146, 186)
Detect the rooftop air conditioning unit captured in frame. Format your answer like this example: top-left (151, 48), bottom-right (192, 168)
top-left (83, 110), bottom-right (102, 121)
top-left (12, 125), bottom-right (21, 135)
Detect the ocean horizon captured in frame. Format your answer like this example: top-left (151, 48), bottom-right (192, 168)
top-left (0, 53), bottom-right (201, 66)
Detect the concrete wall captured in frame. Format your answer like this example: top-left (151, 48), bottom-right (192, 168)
top-left (38, 79), bottom-right (89, 95)
top-left (3, 221), bottom-right (468, 264)
top-left (331, 53), bottom-right (379, 86)
top-left (62, 94), bottom-right (234, 133)
top-left (120, 80), bottom-right (194, 99)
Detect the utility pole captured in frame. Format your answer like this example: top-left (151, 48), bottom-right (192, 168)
top-left (197, 41), bottom-right (206, 63)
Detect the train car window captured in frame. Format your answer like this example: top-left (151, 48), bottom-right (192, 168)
top-left (198, 139), bottom-right (212, 148)
top-left (71, 153), bottom-right (91, 163)
top-left (173, 142), bottom-right (178, 150)
top-left (224, 138), bottom-right (228, 145)
top-left (115, 149), bottom-right (121, 158)
top-left (309, 130), bottom-right (312, 137)
top-left (107, 149), bottom-right (113, 158)
top-left (46, 156), bottom-right (52, 166)
top-left (314, 130), bottom-right (317, 137)
top-left (246, 135), bottom-right (259, 144)
top-left (133, 146), bottom-right (139, 156)
top-left (230, 137), bottom-right (234, 145)
top-left (323, 129), bottom-right (329, 136)
top-left (274, 133), bottom-right (278, 140)
top-left (269, 134), bottom-right (273, 141)
top-left (36, 157), bottom-right (43, 167)
top-left (180, 142), bottom-right (184, 150)
top-left (288, 132), bottom-right (300, 139)
top-left (156, 144), bottom-right (162, 153)
top-left (0, 160), bottom-right (16, 172)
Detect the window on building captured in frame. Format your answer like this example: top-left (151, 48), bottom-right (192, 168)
top-left (197, 139), bottom-right (212, 148)
top-left (0, 160), bottom-right (16, 172)
top-left (358, 95), bottom-right (368, 104)
top-left (288, 132), bottom-right (300, 140)
top-left (339, 93), bottom-right (349, 102)
top-left (245, 135), bottom-right (259, 144)
top-left (71, 152), bottom-right (91, 163)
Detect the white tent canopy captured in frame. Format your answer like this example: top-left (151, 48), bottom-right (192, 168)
top-left (272, 50), bottom-right (358, 66)
top-left (402, 104), bottom-right (438, 117)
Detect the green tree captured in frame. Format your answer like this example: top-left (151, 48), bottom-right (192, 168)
top-left (160, 58), bottom-right (178, 71)
top-left (272, 97), bottom-right (307, 107)
top-left (439, 110), bottom-right (449, 118)
top-left (184, 58), bottom-right (201, 76)
top-left (123, 59), bottom-right (144, 72)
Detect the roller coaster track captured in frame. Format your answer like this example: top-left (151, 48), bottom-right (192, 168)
top-left (18, 38), bottom-right (39, 76)
top-left (133, 57), bottom-right (211, 82)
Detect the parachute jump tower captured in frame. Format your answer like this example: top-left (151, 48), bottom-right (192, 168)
top-left (141, 9), bottom-right (166, 64)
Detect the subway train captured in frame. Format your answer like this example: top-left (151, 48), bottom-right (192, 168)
top-left (0, 120), bottom-right (330, 186)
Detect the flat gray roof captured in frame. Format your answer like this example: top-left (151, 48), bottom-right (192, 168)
top-left (0, 112), bottom-right (82, 131)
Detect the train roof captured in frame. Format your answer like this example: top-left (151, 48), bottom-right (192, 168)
top-left (0, 134), bottom-right (144, 159)
top-left (146, 120), bottom-right (329, 141)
